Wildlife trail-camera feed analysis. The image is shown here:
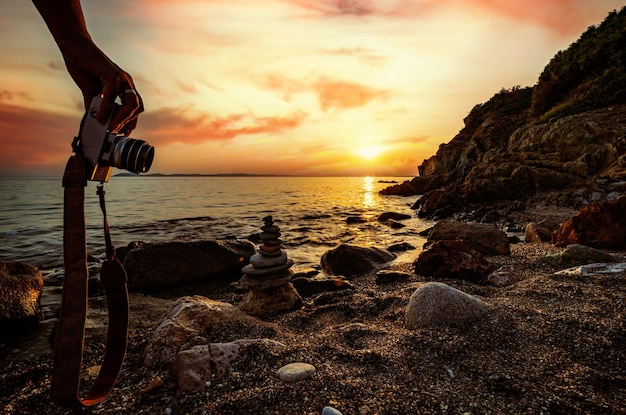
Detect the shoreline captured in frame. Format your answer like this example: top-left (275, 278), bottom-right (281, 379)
top-left (2, 241), bottom-right (625, 414)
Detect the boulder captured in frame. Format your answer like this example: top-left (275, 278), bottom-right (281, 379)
top-left (524, 222), bottom-right (553, 243)
top-left (123, 239), bottom-right (256, 293)
top-left (291, 275), bottom-right (354, 297)
top-left (405, 282), bottom-right (489, 329)
top-left (553, 196), bottom-right (626, 250)
top-left (414, 240), bottom-right (493, 283)
top-left (172, 339), bottom-right (286, 392)
top-left (426, 220), bottom-right (510, 255)
top-left (238, 283), bottom-right (303, 317)
top-left (144, 296), bottom-right (257, 368)
top-left (542, 244), bottom-right (618, 268)
top-left (0, 261), bottom-right (43, 325)
top-left (321, 244), bottom-right (396, 278)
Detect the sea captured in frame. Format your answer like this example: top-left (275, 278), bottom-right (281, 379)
top-left (0, 176), bottom-right (433, 271)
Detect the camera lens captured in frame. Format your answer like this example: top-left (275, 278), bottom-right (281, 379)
top-left (110, 135), bottom-right (155, 174)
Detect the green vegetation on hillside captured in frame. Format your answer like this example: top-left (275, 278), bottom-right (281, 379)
top-left (531, 6), bottom-right (626, 121)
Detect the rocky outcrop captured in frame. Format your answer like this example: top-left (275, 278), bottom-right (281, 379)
top-left (401, 106), bottom-right (626, 219)
top-left (552, 196), bottom-right (626, 250)
top-left (122, 240), bottom-right (256, 293)
top-left (320, 244), bottom-right (396, 278)
top-left (0, 261), bottom-right (43, 327)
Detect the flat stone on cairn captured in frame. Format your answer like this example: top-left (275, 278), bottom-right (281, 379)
top-left (238, 216), bottom-right (302, 317)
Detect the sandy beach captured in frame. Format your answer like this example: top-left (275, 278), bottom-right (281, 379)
top-left (1, 239), bottom-right (625, 415)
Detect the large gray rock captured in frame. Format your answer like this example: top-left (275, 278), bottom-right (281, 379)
top-left (0, 261), bottom-right (43, 323)
top-left (123, 240), bottom-right (256, 292)
top-left (144, 296), bottom-right (257, 368)
top-left (405, 282), bottom-right (489, 329)
top-left (321, 244), bottom-right (396, 278)
top-left (427, 220), bottom-right (510, 255)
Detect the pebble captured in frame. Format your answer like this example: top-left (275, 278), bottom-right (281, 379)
top-left (322, 406), bottom-right (343, 415)
top-left (276, 362), bottom-right (316, 382)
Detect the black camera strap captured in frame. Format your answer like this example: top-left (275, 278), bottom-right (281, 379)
top-left (50, 155), bottom-right (129, 407)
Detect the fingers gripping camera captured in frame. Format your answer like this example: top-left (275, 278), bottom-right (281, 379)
top-left (75, 95), bottom-right (154, 182)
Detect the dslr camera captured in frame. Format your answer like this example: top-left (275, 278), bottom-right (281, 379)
top-left (74, 95), bottom-right (154, 182)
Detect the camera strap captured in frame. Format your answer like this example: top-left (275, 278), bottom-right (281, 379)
top-left (50, 155), bottom-right (129, 407)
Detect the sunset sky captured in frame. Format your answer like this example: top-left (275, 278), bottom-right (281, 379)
top-left (0, 1), bottom-right (623, 177)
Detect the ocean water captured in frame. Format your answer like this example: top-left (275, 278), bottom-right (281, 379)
top-left (0, 176), bottom-right (432, 270)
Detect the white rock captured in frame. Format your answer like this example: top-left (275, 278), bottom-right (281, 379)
top-left (276, 362), bottom-right (316, 382)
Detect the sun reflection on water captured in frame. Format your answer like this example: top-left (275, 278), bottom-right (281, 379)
top-left (363, 176), bottom-right (375, 208)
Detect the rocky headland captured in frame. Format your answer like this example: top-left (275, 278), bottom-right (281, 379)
top-left (381, 7), bottom-right (626, 226)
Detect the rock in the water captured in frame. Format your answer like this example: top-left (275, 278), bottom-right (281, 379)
top-left (0, 261), bottom-right (43, 325)
top-left (426, 220), bottom-right (510, 255)
top-left (553, 196), bottom-right (626, 250)
top-left (375, 270), bottom-right (412, 284)
top-left (291, 275), bottom-right (354, 297)
top-left (414, 240), bottom-right (493, 283)
top-left (276, 362), bottom-right (316, 382)
top-left (173, 339), bottom-right (286, 392)
top-left (238, 283), bottom-right (302, 317)
top-left (405, 282), bottom-right (489, 329)
top-left (144, 296), bottom-right (256, 368)
top-left (385, 219), bottom-right (406, 229)
top-left (542, 244), bottom-right (617, 268)
top-left (377, 212), bottom-right (412, 222)
top-left (387, 242), bottom-right (416, 252)
top-left (123, 240), bottom-right (256, 293)
top-left (321, 244), bottom-right (396, 278)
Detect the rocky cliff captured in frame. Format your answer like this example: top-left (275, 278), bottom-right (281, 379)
top-left (383, 7), bottom-right (626, 220)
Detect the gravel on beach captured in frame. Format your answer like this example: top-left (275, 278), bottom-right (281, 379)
top-left (1, 243), bottom-right (625, 415)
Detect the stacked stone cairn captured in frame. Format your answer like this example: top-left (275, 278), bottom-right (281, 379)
top-left (238, 216), bottom-right (302, 317)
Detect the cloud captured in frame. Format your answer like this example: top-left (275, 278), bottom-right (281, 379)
top-left (0, 103), bottom-right (75, 174)
top-left (0, 90), bottom-right (32, 102)
top-left (138, 106), bottom-right (306, 146)
top-left (314, 79), bottom-right (388, 111)
top-left (287, 0), bottom-right (435, 18)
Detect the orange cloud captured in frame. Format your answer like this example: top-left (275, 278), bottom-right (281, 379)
top-left (314, 79), bottom-right (388, 111)
top-left (138, 106), bottom-right (306, 146)
top-left (0, 103), bottom-right (75, 175)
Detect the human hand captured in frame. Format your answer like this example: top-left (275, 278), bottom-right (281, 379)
top-left (60, 37), bottom-right (144, 135)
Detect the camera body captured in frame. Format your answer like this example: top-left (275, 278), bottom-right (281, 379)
top-left (75, 95), bottom-right (154, 182)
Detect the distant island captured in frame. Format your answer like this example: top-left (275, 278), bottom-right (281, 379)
top-left (114, 173), bottom-right (293, 178)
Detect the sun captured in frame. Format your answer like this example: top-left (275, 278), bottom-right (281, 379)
top-left (356, 145), bottom-right (384, 160)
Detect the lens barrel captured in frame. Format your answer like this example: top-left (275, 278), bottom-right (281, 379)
top-left (111, 135), bottom-right (155, 174)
